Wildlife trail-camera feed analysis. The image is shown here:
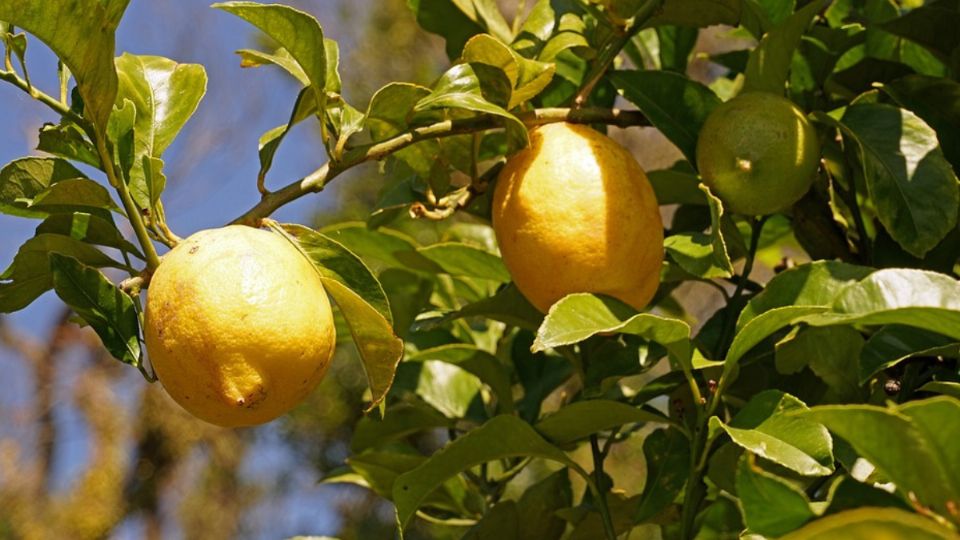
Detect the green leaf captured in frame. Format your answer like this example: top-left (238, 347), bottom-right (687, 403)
top-left (634, 427), bottom-right (690, 523)
top-left (462, 33), bottom-right (555, 108)
top-left (463, 502), bottom-right (519, 539)
top-left (880, 1), bottom-right (960, 67)
top-left (743, 0), bottom-right (827, 94)
top-left (918, 381), bottom-right (960, 399)
top-left (345, 451), bottom-right (476, 514)
top-left (351, 403), bottom-right (453, 453)
top-left (780, 507), bottom-right (958, 540)
top-left (320, 222), bottom-right (439, 272)
top-left (236, 47), bottom-right (309, 85)
top-left (736, 454), bottom-right (816, 536)
top-left (29, 178), bottom-right (121, 215)
top-left (408, 0), bottom-right (511, 59)
top-left (107, 99), bottom-right (136, 185)
top-left (392, 415), bottom-right (584, 531)
top-left (213, 2), bottom-right (326, 107)
top-left (36, 122), bottom-right (101, 169)
top-left (364, 83), bottom-right (439, 177)
top-left (645, 0), bottom-right (740, 28)
top-left (416, 242), bottom-right (510, 282)
top-left (713, 390), bottom-right (833, 476)
top-left (416, 63), bottom-right (527, 149)
top-left (35, 213), bottom-right (142, 258)
top-left (802, 269), bottom-right (960, 344)
top-left (268, 223), bottom-right (401, 409)
top-left (414, 283), bottom-right (543, 332)
top-left (274, 223), bottom-right (392, 323)
top-left (801, 397), bottom-right (960, 520)
top-left (114, 53), bottom-right (206, 208)
top-left (881, 75), bottom-right (960, 172)
top-left (49, 253), bottom-right (140, 365)
top-left (0, 0), bottom-right (128, 135)
top-left (836, 103), bottom-right (959, 257)
top-left (608, 70), bottom-right (721, 164)
top-left (775, 326), bottom-right (865, 402)
top-left (535, 400), bottom-right (669, 445)
top-left (407, 344), bottom-right (513, 414)
top-left (860, 325), bottom-right (958, 384)
top-left (395, 360), bottom-right (483, 418)
top-left (664, 185), bottom-right (733, 279)
top-left (647, 165), bottom-right (706, 206)
top-left (0, 157), bottom-right (87, 218)
top-left (516, 469), bottom-right (571, 539)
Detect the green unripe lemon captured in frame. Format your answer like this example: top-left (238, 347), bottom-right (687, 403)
top-left (696, 92), bottom-right (820, 216)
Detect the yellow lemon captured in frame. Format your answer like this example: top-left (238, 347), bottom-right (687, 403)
top-left (144, 225), bottom-right (336, 427)
top-left (492, 122), bottom-right (664, 313)
top-left (696, 91), bottom-right (820, 216)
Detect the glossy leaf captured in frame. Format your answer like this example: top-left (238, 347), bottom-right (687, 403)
top-left (49, 253), bottom-right (140, 366)
top-left (736, 455), bottom-right (816, 536)
top-left (838, 103), bottom-right (959, 258)
top-left (408, 0), bottom-right (511, 59)
top-left (712, 390), bottom-right (833, 476)
top-left (801, 397), bottom-right (960, 519)
top-left (918, 381), bottom-right (960, 399)
top-left (881, 75), bottom-right (960, 171)
top-left (0, 0), bottom-right (127, 134)
top-left (392, 415), bottom-right (583, 531)
top-left (269, 223), bottom-right (400, 409)
top-left (0, 157), bottom-right (88, 218)
top-left (743, 0), bottom-right (826, 93)
top-left (781, 507), bottom-right (958, 540)
top-left (407, 344), bottom-right (513, 413)
top-left (236, 46), bottom-right (309, 85)
top-left (462, 33), bottom-right (555, 108)
top-left (35, 213), bottom-right (142, 258)
top-left (414, 283), bottom-right (543, 333)
top-left (416, 242), bottom-right (509, 282)
top-left (396, 360), bottom-right (483, 418)
top-left (535, 400), bottom-right (669, 445)
top-left (608, 70), bottom-right (721, 164)
top-left (859, 325), bottom-right (958, 384)
top-left (664, 185), bottom-right (733, 279)
top-left (364, 82), bottom-right (440, 177)
top-left (634, 427), bottom-right (690, 522)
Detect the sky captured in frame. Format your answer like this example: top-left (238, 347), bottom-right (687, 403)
top-left (0, 1), bottom-right (373, 537)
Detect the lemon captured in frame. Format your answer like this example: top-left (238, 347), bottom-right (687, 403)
top-left (492, 122), bottom-right (664, 313)
top-left (696, 91), bottom-right (820, 216)
top-left (144, 225), bottom-right (336, 427)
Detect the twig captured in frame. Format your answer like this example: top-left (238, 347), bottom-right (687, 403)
top-left (0, 68), bottom-right (87, 127)
top-left (231, 107), bottom-right (649, 226)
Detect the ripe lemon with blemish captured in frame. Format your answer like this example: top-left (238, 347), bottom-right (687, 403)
top-left (492, 122), bottom-right (664, 313)
top-left (144, 225), bottom-right (336, 427)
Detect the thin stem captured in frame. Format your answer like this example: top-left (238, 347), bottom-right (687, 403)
top-left (715, 216), bottom-right (767, 357)
top-left (0, 68), bottom-right (87, 127)
top-left (230, 107), bottom-right (649, 226)
top-left (590, 434), bottom-right (618, 540)
top-left (94, 137), bottom-right (162, 272)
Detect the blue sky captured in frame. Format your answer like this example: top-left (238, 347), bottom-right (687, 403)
top-left (0, 1), bottom-right (378, 537)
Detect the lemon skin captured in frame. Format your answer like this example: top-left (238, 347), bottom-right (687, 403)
top-left (144, 225), bottom-right (336, 427)
top-left (492, 122), bottom-right (664, 313)
top-left (696, 92), bottom-right (820, 216)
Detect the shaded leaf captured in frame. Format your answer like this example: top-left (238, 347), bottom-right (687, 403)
top-left (743, 0), bottom-right (826, 93)
top-left (351, 402), bottom-right (453, 453)
top-left (781, 507), bottom-right (957, 540)
top-left (535, 400), bottom-right (669, 445)
top-left (413, 283), bottom-right (543, 332)
top-left (736, 454), bottom-right (816, 536)
top-left (407, 344), bottom-right (513, 414)
top-left (859, 325), bottom-right (958, 384)
top-left (0, 157), bottom-right (87, 218)
top-left (417, 242), bottom-right (509, 282)
top-left (634, 427), bottom-right (690, 522)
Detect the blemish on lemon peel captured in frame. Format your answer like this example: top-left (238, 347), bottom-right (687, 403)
top-left (144, 225), bottom-right (336, 427)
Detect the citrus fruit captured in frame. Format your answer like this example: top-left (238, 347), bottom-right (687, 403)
top-left (144, 225), bottom-right (336, 427)
top-left (492, 122), bottom-right (664, 313)
top-left (696, 91), bottom-right (820, 216)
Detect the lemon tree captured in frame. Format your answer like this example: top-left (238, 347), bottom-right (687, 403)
top-left (1, 1), bottom-right (960, 539)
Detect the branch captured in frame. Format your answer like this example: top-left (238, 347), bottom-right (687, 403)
top-left (231, 107), bottom-right (649, 226)
top-left (0, 68), bottom-right (87, 128)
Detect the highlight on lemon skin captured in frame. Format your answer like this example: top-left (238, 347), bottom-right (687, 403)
top-left (492, 122), bottom-right (664, 313)
top-left (144, 225), bottom-right (336, 427)
top-left (696, 91), bottom-right (821, 216)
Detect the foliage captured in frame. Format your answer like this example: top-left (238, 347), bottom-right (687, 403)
top-left (1, 0), bottom-right (960, 539)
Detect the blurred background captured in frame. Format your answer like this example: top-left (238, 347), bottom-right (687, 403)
top-left (0, 1), bottom-right (735, 538)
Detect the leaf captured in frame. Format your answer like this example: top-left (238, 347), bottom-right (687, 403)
top-left (416, 242), bottom-right (510, 282)
top-left (647, 165), bottom-right (706, 206)
top-left (801, 397), bottom-right (960, 520)
top-left (351, 402), bottom-right (453, 453)
top-left (48, 253), bottom-right (140, 365)
top-left (645, 0), bottom-right (740, 28)
top-left (413, 283), bottom-right (543, 332)
top-left (416, 63), bottom-right (527, 149)
top-left (918, 381), bottom-right (960, 399)
top-left (407, 344), bottom-right (513, 414)
top-left (881, 75), bottom-right (960, 172)
top-left (274, 223), bottom-right (392, 323)
top-left (534, 400), bottom-right (669, 445)
top-left (0, 0), bottom-right (128, 134)
top-left (463, 502), bottom-right (519, 539)
top-left (837, 103), bottom-right (959, 257)
top-left (408, 0), bottom-right (511, 59)
top-left (236, 47), bottom-right (309, 85)
top-left (320, 222), bottom-right (439, 272)
top-left (0, 157), bottom-right (87, 218)
top-left (743, 0), bottom-right (827, 93)
top-left (364, 83), bottom-right (438, 177)
top-left (344, 451), bottom-right (475, 514)
top-left (736, 455), bottom-right (816, 536)
top-left (664, 185), bottom-right (733, 279)
top-left (392, 415), bottom-right (583, 531)
top-left (712, 390), bottom-right (833, 476)
top-left (29, 178), bottom-right (121, 215)
top-left (268, 223), bottom-right (401, 409)
top-left (254, 87), bottom-right (319, 186)
top-left (802, 269), bottom-right (960, 344)
top-left (35, 212), bottom-right (142, 258)
top-left (780, 507), bottom-right (958, 540)
top-left (516, 470), bottom-right (571, 539)
top-left (36, 122), bottom-right (101, 169)
top-left (213, 2), bottom-right (326, 106)
top-left (775, 326), bottom-right (865, 402)
top-left (608, 70), bottom-right (721, 164)
top-left (462, 33), bottom-right (555, 108)
top-left (859, 325), bottom-right (958, 384)
top-left (880, 0), bottom-right (960, 66)
top-left (634, 427), bottom-right (690, 522)
top-left (395, 360), bottom-right (484, 418)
